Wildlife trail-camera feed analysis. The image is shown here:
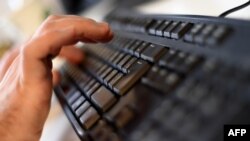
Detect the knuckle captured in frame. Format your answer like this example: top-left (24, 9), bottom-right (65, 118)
top-left (84, 18), bottom-right (96, 24)
top-left (21, 44), bottom-right (31, 58)
top-left (42, 22), bottom-right (54, 30)
top-left (47, 15), bottom-right (60, 21)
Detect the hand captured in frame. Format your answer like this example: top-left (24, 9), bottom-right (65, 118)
top-left (0, 15), bottom-right (113, 141)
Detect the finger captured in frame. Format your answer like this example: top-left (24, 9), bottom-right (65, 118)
top-left (58, 45), bottom-right (84, 64)
top-left (25, 20), bottom-right (112, 60)
top-left (0, 47), bottom-right (19, 80)
top-left (52, 70), bottom-right (60, 86)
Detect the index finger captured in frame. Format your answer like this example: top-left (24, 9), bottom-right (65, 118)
top-left (24, 15), bottom-right (113, 59)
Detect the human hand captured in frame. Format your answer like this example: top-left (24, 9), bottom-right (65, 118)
top-left (0, 15), bottom-right (113, 141)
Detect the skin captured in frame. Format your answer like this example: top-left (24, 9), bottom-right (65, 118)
top-left (0, 15), bottom-right (113, 141)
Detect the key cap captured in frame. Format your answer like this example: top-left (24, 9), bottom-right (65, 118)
top-left (108, 51), bottom-right (120, 62)
top-left (75, 101), bottom-right (90, 117)
top-left (163, 21), bottom-right (179, 38)
top-left (113, 60), bottom-right (150, 95)
top-left (134, 18), bottom-right (148, 33)
top-left (85, 82), bottom-right (100, 97)
top-left (112, 53), bottom-right (126, 66)
top-left (108, 73), bottom-right (124, 89)
top-left (165, 72), bottom-right (181, 88)
top-left (142, 67), bottom-right (169, 92)
top-left (122, 57), bottom-right (137, 73)
top-left (184, 24), bottom-right (204, 42)
top-left (91, 86), bottom-right (117, 112)
top-left (144, 19), bottom-right (156, 32)
top-left (148, 20), bottom-right (163, 35)
top-left (134, 42), bottom-right (149, 57)
top-left (167, 52), bottom-right (188, 72)
top-left (128, 41), bottom-right (143, 55)
top-left (117, 55), bottom-right (132, 70)
top-left (68, 90), bottom-right (81, 104)
top-left (206, 26), bottom-right (229, 45)
top-left (79, 107), bottom-right (100, 130)
top-left (141, 44), bottom-right (167, 62)
top-left (155, 21), bottom-right (172, 36)
top-left (194, 25), bottom-right (215, 44)
top-left (159, 49), bottom-right (177, 68)
top-left (99, 67), bottom-right (113, 82)
top-left (171, 23), bottom-right (193, 39)
top-left (71, 96), bottom-right (85, 111)
top-left (123, 40), bottom-right (136, 52)
top-left (180, 55), bottom-right (200, 72)
top-left (96, 64), bottom-right (108, 77)
top-left (103, 69), bottom-right (118, 86)
top-left (83, 79), bottom-right (96, 92)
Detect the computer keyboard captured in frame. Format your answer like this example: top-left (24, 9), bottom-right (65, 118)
top-left (54, 9), bottom-right (250, 141)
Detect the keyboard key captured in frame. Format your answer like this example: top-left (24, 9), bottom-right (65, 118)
top-left (112, 52), bottom-right (126, 66)
top-left (96, 64), bottom-right (108, 77)
top-left (180, 55), bottom-right (201, 72)
top-left (206, 26), bottom-right (229, 45)
top-left (113, 60), bottom-right (150, 95)
top-left (117, 55), bottom-right (132, 70)
top-left (68, 90), bottom-right (81, 104)
top-left (148, 20), bottom-right (163, 35)
top-left (165, 72), bottom-right (181, 87)
top-left (103, 69), bottom-right (118, 86)
top-left (128, 41), bottom-right (143, 55)
top-left (134, 42), bottom-right (149, 57)
top-left (108, 73), bottom-right (124, 89)
top-left (142, 67), bottom-right (168, 92)
top-left (171, 22), bottom-right (193, 39)
top-left (85, 82), bottom-right (100, 97)
top-left (194, 25), bottom-right (215, 44)
top-left (159, 49), bottom-right (178, 68)
top-left (155, 21), bottom-right (172, 36)
top-left (184, 24), bottom-right (204, 42)
top-left (79, 107), bottom-right (100, 130)
top-left (83, 79), bottom-right (96, 92)
top-left (108, 51), bottom-right (120, 62)
top-left (123, 40), bottom-right (136, 52)
top-left (122, 57), bottom-right (137, 73)
top-left (144, 19), bottom-right (157, 32)
top-left (141, 44), bottom-right (167, 62)
top-left (163, 21), bottom-right (180, 38)
top-left (75, 101), bottom-right (90, 117)
top-left (99, 67), bottom-right (113, 82)
top-left (91, 86), bottom-right (117, 112)
top-left (71, 96), bottom-right (85, 111)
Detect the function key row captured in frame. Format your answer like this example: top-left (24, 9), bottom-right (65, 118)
top-left (147, 20), bottom-right (193, 39)
top-left (184, 24), bottom-right (229, 45)
top-left (107, 15), bottom-right (230, 46)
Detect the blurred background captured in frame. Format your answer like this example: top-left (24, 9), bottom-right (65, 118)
top-left (0, 0), bottom-right (249, 141)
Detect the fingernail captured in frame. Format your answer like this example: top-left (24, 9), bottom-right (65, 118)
top-left (99, 22), bottom-right (109, 27)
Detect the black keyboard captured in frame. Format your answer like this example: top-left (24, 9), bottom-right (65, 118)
top-left (54, 10), bottom-right (250, 141)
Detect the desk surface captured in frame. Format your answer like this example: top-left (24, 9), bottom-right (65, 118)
top-left (41, 0), bottom-right (250, 141)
